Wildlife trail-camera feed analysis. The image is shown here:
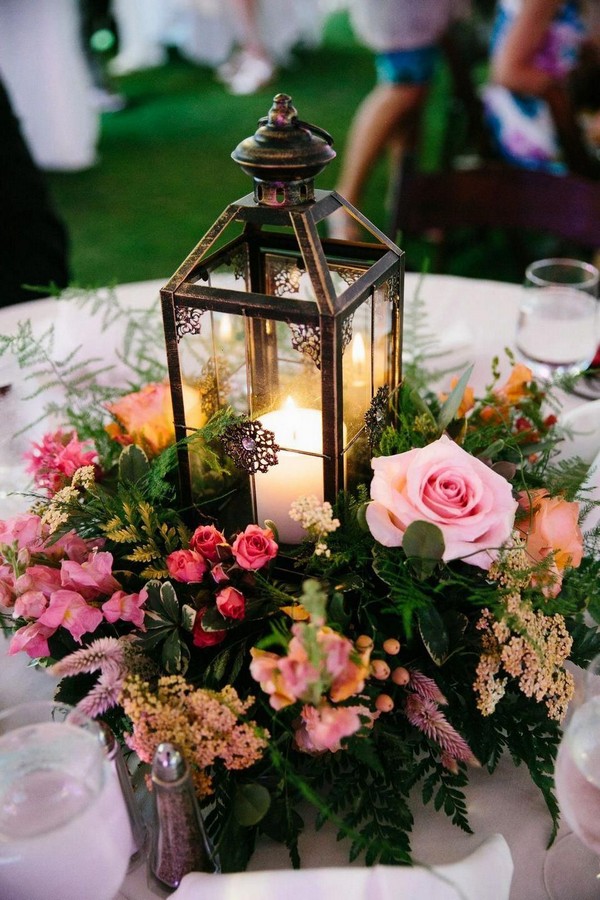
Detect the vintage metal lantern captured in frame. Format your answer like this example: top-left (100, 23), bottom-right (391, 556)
top-left (161, 94), bottom-right (404, 543)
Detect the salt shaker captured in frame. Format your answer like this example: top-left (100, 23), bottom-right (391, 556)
top-left (149, 742), bottom-right (217, 893)
top-left (98, 721), bottom-right (147, 870)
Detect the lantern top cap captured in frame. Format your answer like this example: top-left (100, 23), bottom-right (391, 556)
top-left (231, 93), bottom-right (336, 206)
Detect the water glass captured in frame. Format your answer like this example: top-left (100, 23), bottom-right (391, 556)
top-left (516, 258), bottom-right (599, 380)
top-left (0, 701), bottom-right (133, 900)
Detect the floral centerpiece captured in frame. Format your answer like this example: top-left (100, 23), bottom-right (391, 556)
top-left (1, 298), bottom-right (599, 873)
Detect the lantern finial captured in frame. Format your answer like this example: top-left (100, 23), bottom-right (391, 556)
top-left (231, 93), bottom-right (336, 207)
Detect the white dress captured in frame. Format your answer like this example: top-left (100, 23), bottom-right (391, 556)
top-left (109, 0), bottom-right (327, 75)
top-left (0, 0), bottom-right (99, 172)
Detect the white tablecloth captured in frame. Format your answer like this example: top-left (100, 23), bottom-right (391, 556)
top-left (0, 273), bottom-right (595, 900)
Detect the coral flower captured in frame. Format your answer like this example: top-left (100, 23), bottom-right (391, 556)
top-left (106, 381), bottom-right (204, 457)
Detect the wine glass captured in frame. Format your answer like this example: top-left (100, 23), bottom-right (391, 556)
top-left (516, 258), bottom-right (599, 381)
top-left (544, 656), bottom-right (600, 899)
top-left (0, 701), bottom-right (133, 900)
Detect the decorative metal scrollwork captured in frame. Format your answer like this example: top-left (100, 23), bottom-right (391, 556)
top-left (386, 273), bottom-right (401, 306)
top-left (336, 265), bottom-right (363, 287)
top-left (341, 315), bottom-right (353, 354)
top-left (289, 322), bottom-right (321, 369)
top-left (364, 385), bottom-right (390, 449)
top-left (270, 256), bottom-right (303, 297)
top-left (175, 306), bottom-right (205, 341)
top-left (197, 357), bottom-right (231, 420)
top-left (221, 419), bottom-right (280, 474)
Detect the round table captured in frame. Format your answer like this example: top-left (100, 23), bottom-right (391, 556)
top-left (0, 273), bottom-right (595, 900)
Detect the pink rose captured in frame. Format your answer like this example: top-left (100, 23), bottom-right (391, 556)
top-left (166, 549), bottom-right (208, 583)
top-left (232, 524), bottom-right (278, 570)
top-left (517, 490), bottom-right (583, 596)
top-left (211, 563), bottom-right (230, 584)
top-left (60, 552), bottom-right (121, 599)
top-left (215, 586), bottom-right (246, 620)
top-left (366, 435), bottom-right (518, 570)
top-left (190, 525), bottom-right (227, 563)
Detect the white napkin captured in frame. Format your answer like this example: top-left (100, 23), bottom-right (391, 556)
top-left (170, 834), bottom-right (512, 900)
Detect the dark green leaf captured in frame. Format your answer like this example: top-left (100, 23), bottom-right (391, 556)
top-left (159, 581), bottom-right (181, 624)
top-left (403, 521), bottom-right (445, 579)
top-left (418, 604), bottom-right (449, 665)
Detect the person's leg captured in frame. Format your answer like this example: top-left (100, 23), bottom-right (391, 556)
top-left (330, 46), bottom-right (436, 240)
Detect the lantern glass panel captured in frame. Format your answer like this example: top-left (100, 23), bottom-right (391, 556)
top-left (342, 300), bottom-right (372, 443)
top-left (373, 281), bottom-right (396, 389)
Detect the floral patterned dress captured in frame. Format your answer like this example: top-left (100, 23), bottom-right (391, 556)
top-left (482, 0), bottom-right (586, 172)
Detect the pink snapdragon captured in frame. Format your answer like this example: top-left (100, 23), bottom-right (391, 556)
top-left (15, 565), bottom-right (62, 599)
top-left (60, 552), bottom-right (121, 599)
top-left (13, 590), bottom-right (48, 619)
top-left (8, 621), bottom-right (55, 658)
top-left (0, 514), bottom-right (44, 552)
top-left (38, 590), bottom-right (103, 643)
top-left (24, 429), bottom-right (98, 496)
top-left (102, 587), bottom-right (148, 628)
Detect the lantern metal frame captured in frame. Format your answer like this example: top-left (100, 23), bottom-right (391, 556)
top-left (160, 96), bottom-right (404, 532)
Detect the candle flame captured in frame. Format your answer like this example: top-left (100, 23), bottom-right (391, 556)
top-left (284, 396), bottom-right (297, 412)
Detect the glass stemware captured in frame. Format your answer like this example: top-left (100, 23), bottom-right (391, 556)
top-left (0, 701), bottom-right (133, 900)
top-left (516, 258), bottom-right (599, 381)
top-left (544, 656), bottom-right (600, 899)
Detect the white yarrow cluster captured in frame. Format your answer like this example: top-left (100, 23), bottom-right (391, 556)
top-left (289, 496), bottom-right (340, 557)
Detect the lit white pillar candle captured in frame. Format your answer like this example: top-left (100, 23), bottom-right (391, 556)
top-left (254, 398), bottom-right (324, 544)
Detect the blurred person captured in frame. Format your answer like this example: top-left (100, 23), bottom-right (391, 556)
top-left (0, 79), bottom-right (70, 307)
top-left (0, 0), bottom-right (99, 172)
top-left (216, 0), bottom-right (277, 95)
top-left (330, 0), bottom-right (472, 240)
top-left (482, 0), bottom-right (600, 177)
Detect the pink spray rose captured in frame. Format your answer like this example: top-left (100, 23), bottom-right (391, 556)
top-left (232, 524), bottom-right (278, 570)
top-left (366, 435), bottom-right (518, 570)
top-left (190, 525), bottom-right (227, 563)
top-left (166, 549), bottom-right (208, 583)
top-left (215, 586), bottom-right (246, 620)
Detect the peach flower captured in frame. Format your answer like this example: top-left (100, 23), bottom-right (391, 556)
top-left (518, 489), bottom-right (583, 596)
top-left (495, 364), bottom-right (534, 404)
top-left (439, 377), bottom-right (475, 418)
top-left (106, 381), bottom-right (204, 456)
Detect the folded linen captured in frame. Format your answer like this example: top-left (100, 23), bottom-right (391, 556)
top-left (170, 833), bottom-right (513, 900)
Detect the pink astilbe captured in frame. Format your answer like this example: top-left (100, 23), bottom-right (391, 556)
top-left (24, 429), bottom-right (98, 496)
top-left (404, 693), bottom-right (479, 768)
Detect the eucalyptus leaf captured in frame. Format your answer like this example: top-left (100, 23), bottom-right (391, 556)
top-left (418, 604), bottom-right (449, 665)
top-left (403, 521), bottom-right (445, 578)
top-left (234, 783), bottom-right (271, 827)
top-left (118, 444), bottom-right (150, 484)
top-left (437, 365), bottom-right (473, 432)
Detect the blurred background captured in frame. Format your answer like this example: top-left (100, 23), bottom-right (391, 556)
top-left (2, 0), bottom-right (598, 299)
